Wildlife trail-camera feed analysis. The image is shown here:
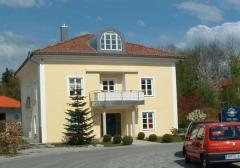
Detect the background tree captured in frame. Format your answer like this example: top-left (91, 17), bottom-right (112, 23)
top-left (0, 68), bottom-right (20, 100)
top-left (64, 90), bottom-right (95, 145)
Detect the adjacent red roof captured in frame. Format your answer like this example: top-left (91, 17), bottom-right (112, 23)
top-left (216, 79), bottom-right (232, 89)
top-left (33, 33), bottom-right (183, 59)
top-left (0, 96), bottom-right (21, 108)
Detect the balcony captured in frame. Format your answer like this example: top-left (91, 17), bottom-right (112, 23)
top-left (89, 90), bottom-right (145, 107)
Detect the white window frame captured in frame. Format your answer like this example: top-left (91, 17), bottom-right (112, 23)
top-left (100, 31), bottom-right (122, 51)
top-left (140, 76), bottom-right (155, 97)
top-left (101, 79), bottom-right (117, 92)
top-left (67, 76), bottom-right (85, 97)
top-left (141, 111), bottom-right (156, 131)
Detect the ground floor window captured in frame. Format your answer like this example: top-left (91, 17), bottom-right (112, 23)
top-left (142, 112), bottom-right (155, 130)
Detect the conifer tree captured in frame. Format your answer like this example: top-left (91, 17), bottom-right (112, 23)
top-left (64, 90), bottom-right (94, 145)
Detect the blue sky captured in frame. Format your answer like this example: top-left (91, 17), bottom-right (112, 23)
top-left (1, 0), bottom-right (240, 73)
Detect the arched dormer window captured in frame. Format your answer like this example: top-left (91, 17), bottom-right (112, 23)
top-left (100, 31), bottom-right (122, 51)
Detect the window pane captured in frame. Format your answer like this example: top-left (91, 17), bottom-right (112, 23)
top-left (149, 124), bottom-right (153, 129)
top-left (148, 113), bottom-right (153, 118)
top-left (103, 81), bottom-right (108, 85)
top-left (148, 119), bottom-right (153, 124)
top-left (141, 80), bottom-right (145, 85)
top-left (112, 40), bottom-right (116, 44)
top-left (147, 90), bottom-right (152, 95)
top-left (106, 45), bottom-right (110, 49)
top-left (118, 44), bottom-right (122, 50)
top-left (142, 113), bottom-right (147, 118)
top-left (143, 124), bottom-right (147, 129)
top-left (141, 85), bottom-right (146, 90)
top-left (109, 80), bottom-right (114, 85)
top-left (106, 34), bottom-right (110, 39)
top-left (112, 35), bottom-right (116, 39)
top-left (103, 86), bottom-right (108, 91)
top-left (147, 85), bottom-right (152, 90)
top-left (69, 78), bottom-right (74, 84)
top-left (147, 80), bottom-right (152, 84)
top-left (106, 40), bottom-right (110, 44)
top-left (109, 86), bottom-right (114, 91)
top-left (70, 90), bottom-right (75, 96)
top-left (143, 119), bottom-right (147, 123)
top-left (112, 45), bottom-right (116, 49)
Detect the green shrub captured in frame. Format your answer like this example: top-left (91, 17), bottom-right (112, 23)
top-left (113, 135), bottom-right (122, 144)
top-left (122, 136), bottom-right (133, 145)
top-left (162, 134), bottom-right (173, 143)
top-left (102, 134), bottom-right (111, 142)
top-left (170, 128), bottom-right (178, 136)
top-left (137, 132), bottom-right (145, 140)
top-left (148, 134), bottom-right (158, 142)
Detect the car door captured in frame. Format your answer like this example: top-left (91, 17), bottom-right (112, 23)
top-left (193, 126), bottom-right (205, 160)
top-left (186, 127), bottom-right (199, 159)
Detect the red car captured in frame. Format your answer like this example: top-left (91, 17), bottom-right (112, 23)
top-left (184, 122), bottom-right (240, 168)
top-left (183, 120), bottom-right (216, 156)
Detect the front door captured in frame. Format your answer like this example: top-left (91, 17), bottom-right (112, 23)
top-left (0, 113), bottom-right (6, 121)
top-left (106, 113), bottom-right (121, 136)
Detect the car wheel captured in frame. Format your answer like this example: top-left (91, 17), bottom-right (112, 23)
top-left (201, 156), bottom-right (209, 168)
top-left (185, 153), bottom-right (190, 164)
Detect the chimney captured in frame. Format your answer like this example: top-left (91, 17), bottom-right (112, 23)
top-left (60, 24), bottom-right (68, 41)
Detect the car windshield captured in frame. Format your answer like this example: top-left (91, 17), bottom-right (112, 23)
top-left (210, 126), bottom-right (240, 140)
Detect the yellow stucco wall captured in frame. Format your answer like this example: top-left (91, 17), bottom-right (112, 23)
top-left (44, 63), bottom-right (176, 143)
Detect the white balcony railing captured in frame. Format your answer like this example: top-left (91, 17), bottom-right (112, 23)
top-left (89, 90), bottom-right (145, 107)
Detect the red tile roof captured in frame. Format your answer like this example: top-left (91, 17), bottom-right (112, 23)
top-left (216, 79), bottom-right (232, 88)
top-left (0, 96), bottom-right (21, 108)
top-left (33, 33), bottom-right (183, 59)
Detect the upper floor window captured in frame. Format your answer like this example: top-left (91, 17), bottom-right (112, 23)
top-left (69, 77), bottom-right (84, 96)
top-left (141, 78), bottom-right (154, 96)
top-left (100, 31), bottom-right (122, 51)
top-left (102, 79), bottom-right (115, 92)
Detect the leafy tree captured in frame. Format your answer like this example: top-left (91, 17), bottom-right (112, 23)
top-left (0, 68), bottom-right (20, 100)
top-left (64, 90), bottom-right (95, 145)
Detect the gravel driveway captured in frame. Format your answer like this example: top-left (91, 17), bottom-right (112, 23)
top-left (1, 143), bottom-right (240, 168)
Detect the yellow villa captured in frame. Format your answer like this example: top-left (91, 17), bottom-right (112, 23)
top-left (16, 27), bottom-right (184, 143)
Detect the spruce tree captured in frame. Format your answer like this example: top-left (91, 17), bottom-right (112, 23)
top-left (64, 90), bottom-right (95, 145)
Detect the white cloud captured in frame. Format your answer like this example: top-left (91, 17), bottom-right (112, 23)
top-left (137, 20), bottom-right (146, 27)
top-left (178, 2), bottom-right (223, 22)
top-left (177, 21), bottom-right (240, 49)
top-left (0, 32), bottom-right (36, 73)
top-left (0, 0), bottom-right (67, 8)
top-left (0, 0), bottom-right (40, 7)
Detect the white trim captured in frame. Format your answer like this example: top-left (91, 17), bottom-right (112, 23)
top-left (39, 62), bottom-right (47, 143)
top-left (86, 68), bottom-right (138, 73)
top-left (172, 64), bottom-right (178, 129)
top-left (141, 110), bottom-right (156, 131)
top-left (67, 75), bottom-right (85, 97)
top-left (139, 76), bottom-right (156, 98)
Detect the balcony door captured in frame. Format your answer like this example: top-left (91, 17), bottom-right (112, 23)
top-left (102, 79), bottom-right (116, 92)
